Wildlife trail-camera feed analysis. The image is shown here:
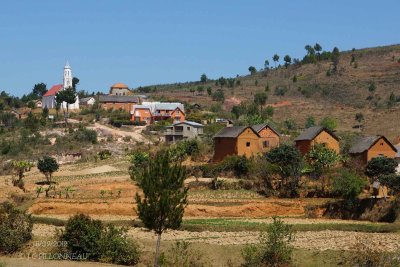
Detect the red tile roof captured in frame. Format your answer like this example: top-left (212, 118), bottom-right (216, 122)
top-left (44, 84), bottom-right (63, 96)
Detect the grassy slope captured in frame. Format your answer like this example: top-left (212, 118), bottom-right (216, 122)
top-left (140, 44), bottom-right (400, 141)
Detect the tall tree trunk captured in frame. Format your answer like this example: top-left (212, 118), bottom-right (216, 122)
top-left (154, 233), bottom-right (162, 267)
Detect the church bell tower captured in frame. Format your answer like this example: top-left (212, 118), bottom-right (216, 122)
top-left (63, 62), bottom-right (73, 89)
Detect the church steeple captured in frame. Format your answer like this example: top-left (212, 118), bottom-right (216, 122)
top-left (63, 61), bottom-right (72, 89)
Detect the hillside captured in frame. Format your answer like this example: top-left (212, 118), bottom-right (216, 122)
top-left (138, 44), bottom-right (400, 141)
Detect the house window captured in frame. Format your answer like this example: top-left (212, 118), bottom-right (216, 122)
top-left (246, 142), bottom-right (250, 147)
top-left (263, 141), bottom-right (270, 148)
top-left (187, 127), bottom-right (190, 131)
top-left (176, 110), bottom-right (180, 114)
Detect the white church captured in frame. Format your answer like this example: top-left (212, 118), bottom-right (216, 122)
top-left (42, 62), bottom-right (79, 110)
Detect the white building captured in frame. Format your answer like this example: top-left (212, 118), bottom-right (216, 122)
top-left (42, 62), bottom-right (79, 110)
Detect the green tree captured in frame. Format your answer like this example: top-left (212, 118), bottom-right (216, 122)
top-left (135, 151), bottom-right (188, 267)
top-left (72, 77), bottom-right (80, 90)
top-left (196, 86), bottom-right (204, 95)
top-left (242, 217), bottom-right (294, 267)
top-left (37, 156), bottom-right (59, 184)
top-left (320, 116), bottom-right (337, 131)
top-left (254, 92), bottom-right (268, 113)
top-left (41, 106), bottom-right (49, 119)
top-left (24, 112), bottom-right (40, 132)
top-left (32, 82), bottom-right (47, 97)
top-left (200, 73), bottom-right (207, 83)
top-left (11, 160), bottom-right (33, 191)
top-left (189, 88), bottom-right (195, 96)
top-left (27, 101), bottom-right (36, 109)
top-left (332, 169), bottom-right (365, 203)
top-left (248, 66), bottom-right (257, 75)
top-left (212, 89), bottom-right (225, 102)
top-left (217, 77), bottom-right (226, 88)
top-left (272, 54), bottom-right (279, 67)
top-left (305, 116), bottom-right (315, 128)
top-left (283, 55), bottom-right (292, 68)
top-left (264, 60), bottom-right (270, 69)
top-left (314, 43), bottom-right (322, 60)
top-left (307, 144), bottom-right (340, 190)
top-left (265, 145), bottom-right (303, 197)
top-left (365, 157), bottom-right (397, 179)
top-left (368, 82), bottom-right (376, 93)
top-left (331, 47), bottom-right (340, 72)
top-left (206, 86), bottom-right (212, 96)
top-left (355, 113), bottom-right (364, 129)
top-left (56, 87), bottom-right (77, 126)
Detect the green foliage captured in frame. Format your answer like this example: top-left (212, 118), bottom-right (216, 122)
top-left (368, 82), bottom-right (376, 93)
top-left (365, 156), bottom-right (397, 178)
top-left (307, 144), bottom-right (339, 178)
top-left (0, 202), bottom-right (33, 254)
top-left (135, 151), bottom-right (188, 266)
top-left (378, 174), bottom-right (400, 195)
top-left (24, 112), bottom-right (40, 132)
top-left (37, 156), bottom-right (59, 183)
top-left (72, 127), bottom-right (97, 144)
top-left (305, 116), bottom-right (315, 128)
top-left (97, 225), bottom-right (141, 265)
top-left (206, 86), bottom-right (212, 96)
top-left (332, 169), bottom-right (366, 200)
top-left (248, 66), bottom-right (257, 75)
top-left (220, 155), bottom-right (252, 178)
top-left (283, 55), bottom-right (292, 68)
top-left (11, 160), bottom-right (33, 191)
top-left (284, 118), bottom-right (296, 131)
top-left (274, 86), bottom-right (288, 96)
top-left (212, 89), bottom-right (225, 102)
top-left (128, 150), bottom-right (150, 181)
top-left (200, 73), bottom-right (207, 83)
top-left (262, 106), bottom-right (274, 119)
top-left (272, 54), bottom-right (279, 67)
top-left (241, 217), bottom-right (294, 267)
top-left (265, 145), bottom-right (303, 197)
top-left (98, 149), bottom-right (111, 160)
top-left (32, 82), bottom-right (48, 97)
top-left (331, 47), bottom-right (340, 71)
top-left (320, 116), bottom-right (337, 131)
top-left (254, 92), bottom-right (268, 111)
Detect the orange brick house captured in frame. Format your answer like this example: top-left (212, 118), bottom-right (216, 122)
top-left (131, 102), bottom-right (185, 125)
top-left (98, 95), bottom-right (141, 113)
top-left (349, 135), bottom-right (397, 165)
top-left (251, 123), bottom-right (280, 153)
top-left (213, 126), bottom-right (261, 162)
top-left (294, 126), bottom-right (340, 155)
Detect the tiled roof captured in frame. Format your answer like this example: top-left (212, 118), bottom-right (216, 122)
top-left (251, 123), bottom-right (280, 136)
top-left (214, 126), bottom-right (259, 138)
top-left (349, 136), bottom-right (397, 154)
top-left (98, 95), bottom-right (140, 103)
top-left (294, 126), bottom-right (338, 141)
top-left (173, 121), bottom-right (204, 127)
top-left (43, 84), bottom-right (63, 97)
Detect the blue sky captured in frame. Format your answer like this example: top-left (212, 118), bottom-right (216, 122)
top-left (1, 0), bottom-right (399, 96)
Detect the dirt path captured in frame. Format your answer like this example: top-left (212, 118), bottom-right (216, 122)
top-left (31, 224), bottom-right (400, 252)
top-left (87, 123), bottom-right (148, 143)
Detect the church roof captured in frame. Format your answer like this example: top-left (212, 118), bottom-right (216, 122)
top-left (44, 84), bottom-right (63, 97)
top-left (111, 83), bottom-right (129, 89)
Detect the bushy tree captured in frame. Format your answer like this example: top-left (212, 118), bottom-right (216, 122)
top-left (305, 116), bottom-right (315, 128)
top-left (212, 89), bottom-right (225, 102)
top-left (32, 82), bottom-right (47, 97)
top-left (331, 47), bottom-right (340, 72)
top-left (0, 202), bottom-right (33, 254)
top-left (272, 54), bottom-right (279, 67)
top-left (56, 87), bottom-right (77, 126)
top-left (11, 160), bottom-right (33, 191)
top-left (320, 116), bottom-right (337, 131)
top-left (264, 60), bottom-right (270, 69)
top-left (254, 92), bottom-right (268, 112)
top-left (365, 156), bottom-right (397, 179)
top-left (135, 151), bottom-right (188, 267)
top-left (283, 55), bottom-right (292, 68)
top-left (265, 145), bottom-right (303, 197)
top-left (248, 66), bottom-right (257, 75)
top-left (37, 156), bottom-right (59, 183)
top-left (200, 73), bottom-right (207, 83)
top-left (241, 217), bottom-right (294, 267)
top-left (206, 86), bottom-right (212, 96)
top-left (332, 169), bottom-right (365, 202)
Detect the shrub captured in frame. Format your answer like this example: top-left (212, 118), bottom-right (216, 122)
top-left (241, 217), bottom-right (294, 267)
top-left (0, 202), bottom-right (33, 254)
top-left (72, 127), bottom-right (97, 144)
top-left (332, 169), bottom-right (366, 201)
top-left (365, 156), bottom-right (397, 179)
top-left (97, 225), bottom-right (140, 265)
top-left (59, 214), bottom-right (103, 260)
top-left (160, 241), bottom-right (206, 267)
top-left (98, 150), bottom-right (111, 160)
top-left (222, 155), bottom-right (252, 177)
